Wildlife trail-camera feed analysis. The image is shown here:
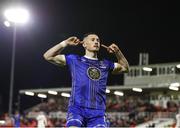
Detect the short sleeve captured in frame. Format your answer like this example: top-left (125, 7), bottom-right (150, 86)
top-left (65, 54), bottom-right (78, 66)
top-left (104, 59), bottom-right (115, 71)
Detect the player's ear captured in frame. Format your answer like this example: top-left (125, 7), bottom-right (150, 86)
top-left (82, 41), bottom-right (86, 48)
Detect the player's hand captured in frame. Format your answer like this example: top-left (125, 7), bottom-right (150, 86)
top-left (65, 36), bottom-right (81, 46)
top-left (107, 43), bottom-right (120, 54)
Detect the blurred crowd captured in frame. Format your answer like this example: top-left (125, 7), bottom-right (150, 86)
top-left (0, 95), bottom-right (179, 127)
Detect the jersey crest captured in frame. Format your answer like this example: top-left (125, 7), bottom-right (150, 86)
top-left (87, 67), bottom-right (101, 80)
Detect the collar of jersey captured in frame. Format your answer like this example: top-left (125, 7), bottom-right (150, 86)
top-left (83, 55), bottom-right (98, 60)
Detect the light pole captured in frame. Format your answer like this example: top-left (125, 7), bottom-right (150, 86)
top-left (4, 7), bottom-right (29, 115)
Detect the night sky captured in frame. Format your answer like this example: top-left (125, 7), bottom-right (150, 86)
top-left (0, 0), bottom-right (179, 112)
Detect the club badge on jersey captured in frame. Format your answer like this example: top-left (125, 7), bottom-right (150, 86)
top-left (87, 67), bottom-right (101, 80)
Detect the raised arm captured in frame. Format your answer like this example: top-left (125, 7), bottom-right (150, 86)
top-left (107, 43), bottom-right (129, 74)
top-left (43, 36), bottom-right (80, 66)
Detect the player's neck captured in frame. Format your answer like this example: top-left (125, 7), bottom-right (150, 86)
top-left (84, 50), bottom-right (98, 60)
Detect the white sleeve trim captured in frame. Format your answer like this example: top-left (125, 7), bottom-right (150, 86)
top-left (114, 63), bottom-right (118, 70)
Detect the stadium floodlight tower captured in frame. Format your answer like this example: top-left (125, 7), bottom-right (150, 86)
top-left (4, 7), bottom-right (30, 116)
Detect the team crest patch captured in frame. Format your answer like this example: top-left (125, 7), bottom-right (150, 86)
top-left (87, 67), bottom-right (101, 80)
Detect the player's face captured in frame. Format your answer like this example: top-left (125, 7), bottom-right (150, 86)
top-left (83, 34), bottom-right (100, 52)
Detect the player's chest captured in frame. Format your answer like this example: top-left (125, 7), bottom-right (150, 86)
top-left (74, 59), bottom-right (108, 80)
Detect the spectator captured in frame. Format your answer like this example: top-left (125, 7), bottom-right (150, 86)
top-left (36, 111), bottom-right (47, 128)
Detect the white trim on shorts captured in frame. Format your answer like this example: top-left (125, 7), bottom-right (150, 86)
top-left (92, 116), bottom-right (106, 128)
top-left (66, 119), bottom-right (82, 125)
top-left (93, 124), bottom-right (106, 128)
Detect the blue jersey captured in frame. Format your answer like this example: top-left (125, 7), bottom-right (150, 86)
top-left (65, 54), bottom-right (114, 110)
